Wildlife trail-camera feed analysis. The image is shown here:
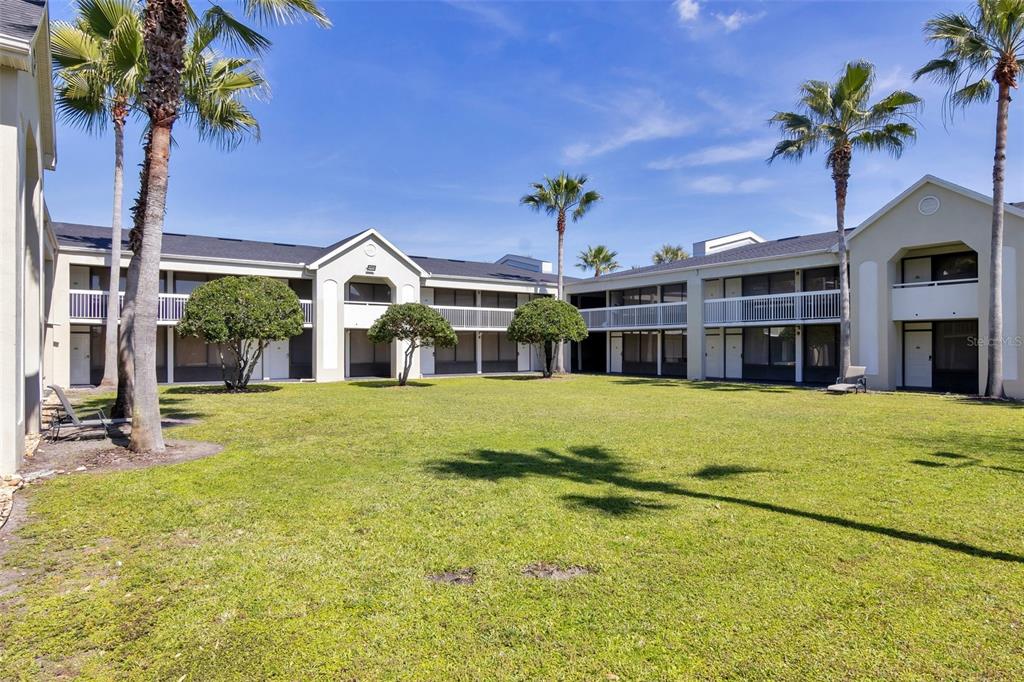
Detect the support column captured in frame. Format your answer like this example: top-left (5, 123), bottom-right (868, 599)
top-left (166, 326), bottom-right (174, 383)
top-left (795, 325), bottom-right (804, 384)
top-left (476, 332), bottom-right (483, 374)
top-left (656, 331), bottom-right (663, 376)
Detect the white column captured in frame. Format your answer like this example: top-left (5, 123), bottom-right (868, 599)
top-left (476, 332), bottom-right (483, 374)
top-left (166, 326), bottom-right (174, 383)
top-left (605, 330), bottom-right (611, 373)
top-left (656, 331), bottom-right (663, 376)
top-left (795, 325), bottom-right (804, 383)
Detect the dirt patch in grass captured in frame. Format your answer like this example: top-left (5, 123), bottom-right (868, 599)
top-left (522, 562), bottom-right (594, 580)
top-left (22, 436), bottom-right (222, 478)
top-left (427, 568), bottom-right (476, 585)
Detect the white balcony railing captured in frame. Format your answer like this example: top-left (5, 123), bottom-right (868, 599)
top-left (69, 290), bottom-right (314, 326)
top-left (579, 302), bottom-right (687, 330)
top-left (891, 278), bottom-right (978, 321)
top-left (431, 305), bottom-right (516, 330)
top-left (704, 289), bottom-right (840, 326)
top-left (343, 301), bottom-right (391, 329)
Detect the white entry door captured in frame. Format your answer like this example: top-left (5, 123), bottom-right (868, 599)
top-left (705, 333), bottom-right (723, 378)
top-left (609, 336), bottom-right (623, 373)
top-left (70, 332), bottom-right (91, 385)
top-left (904, 330), bottom-right (932, 388)
top-left (725, 332), bottom-right (743, 379)
top-left (264, 340), bottom-right (290, 379)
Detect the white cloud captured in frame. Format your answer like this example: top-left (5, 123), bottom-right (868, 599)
top-left (562, 93), bottom-right (694, 162)
top-left (713, 10), bottom-right (765, 32)
top-left (673, 0), bottom-right (701, 23)
top-left (445, 0), bottom-right (523, 37)
top-left (875, 66), bottom-right (912, 92)
top-left (686, 175), bottom-right (775, 194)
top-left (648, 137), bottom-right (775, 170)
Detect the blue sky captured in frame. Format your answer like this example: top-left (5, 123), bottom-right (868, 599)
top-left (47, 0), bottom-right (1022, 269)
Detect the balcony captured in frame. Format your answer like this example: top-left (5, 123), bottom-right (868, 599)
top-left (431, 305), bottom-right (515, 330)
top-left (69, 290), bottom-right (314, 326)
top-left (343, 301), bottom-right (391, 329)
top-left (704, 290), bottom-right (839, 326)
top-left (579, 302), bottom-right (687, 330)
top-left (891, 278), bottom-right (978, 321)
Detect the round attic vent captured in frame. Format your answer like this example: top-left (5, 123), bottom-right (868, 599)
top-left (918, 195), bottom-right (940, 216)
top-left (364, 241), bottom-right (377, 257)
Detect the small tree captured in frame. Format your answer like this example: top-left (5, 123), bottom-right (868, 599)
top-left (368, 303), bottom-right (457, 386)
top-left (177, 276), bottom-right (304, 391)
top-left (506, 298), bottom-right (588, 378)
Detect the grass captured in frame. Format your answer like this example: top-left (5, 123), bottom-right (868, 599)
top-left (2, 375), bottom-right (1023, 679)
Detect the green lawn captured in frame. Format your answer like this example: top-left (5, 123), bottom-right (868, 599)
top-left (2, 376), bottom-right (1023, 679)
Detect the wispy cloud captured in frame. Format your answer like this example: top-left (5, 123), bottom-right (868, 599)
top-left (697, 90), bottom-right (771, 133)
top-left (875, 65), bottom-right (913, 92)
top-left (562, 92), bottom-right (694, 162)
top-left (648, 137), bottom-right (775, 170)
top-left (685, 175), bottom-right (775, 194)
top-left (713, 9), bottom-right (765, 32)
top-left (445, 0), bottom-right (524, 38)
top-left (673, 0), bottom-right (700, 23)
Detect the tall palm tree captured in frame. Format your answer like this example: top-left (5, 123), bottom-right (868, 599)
top-left (52, 0), bottom-right (146, 390)
top-left (128, 0), bottom-right (329, 452)
top-left (769, 61), bottom-right (921, 379)
top-left (54, 1), bottom-right (265, 417)
top-left (520, 173), bottom-right (602, 373)
top-left (652, 244), bottom-right (689, 264)
top-left (577, 245), bottom-right (620, 277)
top-left (913, 0), bottom-right (1024, 398)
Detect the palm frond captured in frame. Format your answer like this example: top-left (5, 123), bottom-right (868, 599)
top-left (851, 123), bottom-right (917, 158)
top-left (242, 0), bottom-right (331, 28)
top-left (199, 5), bottom-right (272, 55)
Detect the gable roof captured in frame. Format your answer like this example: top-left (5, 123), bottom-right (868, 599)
top-left (306, 228), bottom-right (429, 276)
top-left (51, 222), bottom-right (565, 284)
top-left (848, 174), bottom-right (1024, 242)
top-left (585, 229), bottom-right (843, 283)
top-left (412, 255), bottom-right (562, 284)
top-left (53, 222), bottom-right (326, 265)
top-left (0, 0), bottom-right (45, 43)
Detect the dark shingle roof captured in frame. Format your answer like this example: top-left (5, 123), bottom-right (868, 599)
top-left (410, 255), bottom-right (563, 284)
top-left (52, 222), bottom-right (565, 284)
top-left (0, 0), bottom-right (45, 42)
top-left (592, 230), bottom-right (845, 281)
top-left (53, 222), bottom-right (327, 265)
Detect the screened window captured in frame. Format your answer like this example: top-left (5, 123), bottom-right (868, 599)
top-left (175, 273), bottom-right (218, 295)
top-left (435, 332), bottom-right (476, 364)
top-left (610, 286), bottom-right (657, 307)
top-left (346, 281), bottom-right (391, 303)
top-left (433, 288), bottom-right (476, 307)
top-left (932, 252), bottom-right (978, 281)
top-left (480, 291), bottom-right (518, 308)
top-left (661, 283), bottom-right (687, 302)
top-left (742, 271), bottom-right (795, 296)
top-left (743, 327), bottom-right (795, 366)
top-left (803, 267), bottom-right (839, 292)
top-left (176, 333), bottom-right (218, 367)
top-left (805, 325), bottom-right (837, 368)
top-left (934, 321), bottom-right (978, 371)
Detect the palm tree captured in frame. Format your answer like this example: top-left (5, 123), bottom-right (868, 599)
top-left (652, 244), bottom-right (689, 264)
top-left (520, 173), bottom-right (602, 373)
top-left (769, 61), bottom-right (921, 379)
top-left (913, 0), bottom-right (1024, 398)
top-left (577, 245), bottom-right (620, 277)
top-left (128, 0), bottom-right (329, 452)
top-left (52, 0), bottom-right (146, 390)
top-left (53, 1), bottom-right (265, 418)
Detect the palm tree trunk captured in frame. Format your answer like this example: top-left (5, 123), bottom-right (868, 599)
top-left (831, 146), bottom-right (853, 378)
top-left (985, 80), bottom-right (1009, 398)
top-left (555, 209), bottom-right (566, 373)
top-left (99, 107), bottom-right (127, 389)
top-left (130, 0), bottom-right (187, 453)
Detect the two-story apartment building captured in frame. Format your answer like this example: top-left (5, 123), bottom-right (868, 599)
top-left (51, 223), bottom-right (558, 388)
top-left (565, 175), bottom-right (1023, 399)
top-left (46, 175), bottom-right (1023, 403)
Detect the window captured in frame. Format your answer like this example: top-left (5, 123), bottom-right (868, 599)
top-left (289, 279), bottom-right (313, 299)
top-left (662, 332), bottom-right (687, 377)
top-left (480, 291), bottom-right (518, 308)
top-left (175, 274), bottom-right (217, 295)
top-left (742, 271), bottom-right (795, 296)
top-left (932, 252), bottom-right (978, 281)
top-left (346, 281), bottom-right (391, 303)
top-left (482, 332), bottom-right (517, 372)
top-left (176, 333), bottom-right (216, 367)
top-left (433, 288), bottom-right (476, 307)
top-left (743, 327), bottom-right (795, 367)
top-left (805, 325), bottom-right (837, 368)
top-left (622, 331), bottom-right (658, 374)
top-left (610, 286), bottom-right (657, 307)
top-left (661, 283), bottom-right (687, 302)
top-left (435, 331), bottom-right (477, 373)
top-left (803, 267), bottom-right (839, 292)
top-left (90, 267), bottom-right (164, 293)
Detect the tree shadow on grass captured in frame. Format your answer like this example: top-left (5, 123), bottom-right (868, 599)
top-left (77, 395), bottom-right (207, 422)
top-left (428, 445), bottom-right (1024, 563)
top-left (910, 451), bottom-right (1024, 476)
top-left (351, 380), bottom-right (435, 389)
top-left (691, 464), bottom-right (774, 480)
top-left (164, 384), bottom-right (282, 395)
top-left (561, 493), bottom-right (674, 517)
